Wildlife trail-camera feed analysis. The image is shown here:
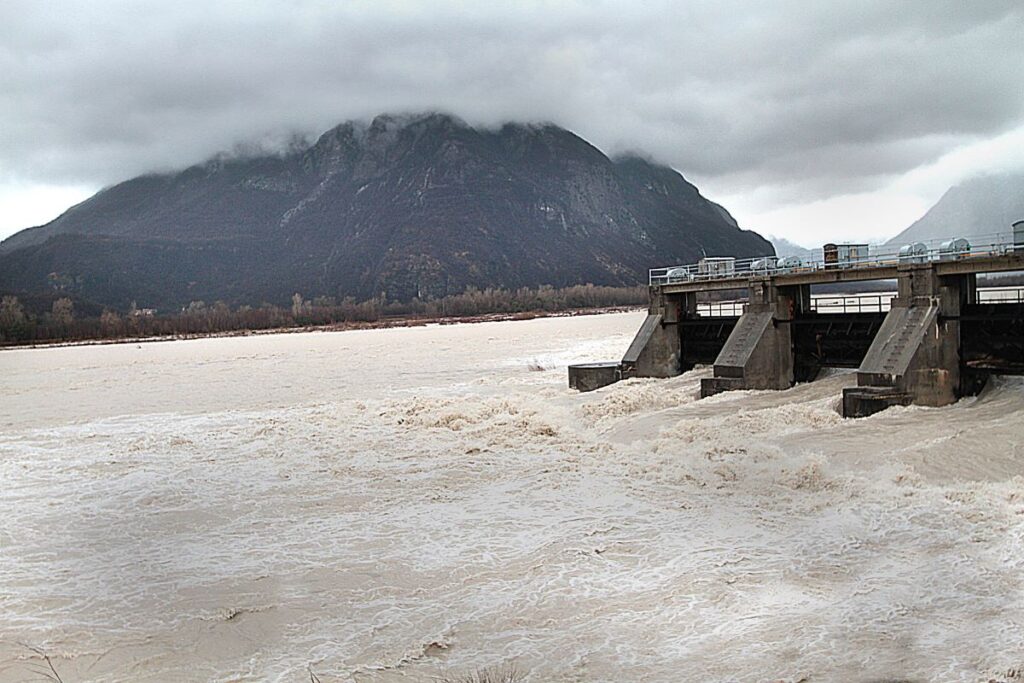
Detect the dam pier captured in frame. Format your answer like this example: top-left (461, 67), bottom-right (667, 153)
top-left (569, 230), bottom-right (1024, 417)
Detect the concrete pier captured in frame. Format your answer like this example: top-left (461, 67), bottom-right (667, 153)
top-left (568, 362), bottom-right (622, 392)
top-left (700, 282), bottom-right (808, 397)
top-left (620, 287), bottom-right (692, 379)
top-left (841, 268), bottom-right (973, 416)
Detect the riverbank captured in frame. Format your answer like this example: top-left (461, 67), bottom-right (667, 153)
top-left (0, 304), bottom-right (643, 351)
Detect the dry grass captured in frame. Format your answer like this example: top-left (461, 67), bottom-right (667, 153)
top-left (439, 664), bottom-right (524, 683)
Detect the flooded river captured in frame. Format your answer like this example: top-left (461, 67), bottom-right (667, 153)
top-left (1, 312), bottom-right (1023, 682)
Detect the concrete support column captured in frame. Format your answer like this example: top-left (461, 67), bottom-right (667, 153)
top-left (620, 287), bottom-right (695, 379)
top-left (844, 264), bottom-right (971, 416)
top-left (899, 265), bottom-right (965, 406)
top-left (700, 281), bottom-right (808, 396)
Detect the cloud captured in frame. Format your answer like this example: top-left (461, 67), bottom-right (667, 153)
top-left (1, 0), bottom-right (1023, 240)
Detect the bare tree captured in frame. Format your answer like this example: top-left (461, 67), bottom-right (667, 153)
top-left (52, 297), bottom-right (74, 326)
top-left (0, 295), bottom-right (27, 341)
top-left (100, 309), bottom-right (123, 336)
top-left (291, 292), bottom-right (311, 319)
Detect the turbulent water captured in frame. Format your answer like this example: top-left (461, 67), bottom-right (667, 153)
top-left (1, 312), bottom-right (1023, 683)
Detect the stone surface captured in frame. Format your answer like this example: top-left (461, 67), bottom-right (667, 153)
top-left (568, 362), bottom-right (622, 392)
top-left (842, 386), bottom-right (914, 417)
top-left (699, 376), bottom-right (746, 397)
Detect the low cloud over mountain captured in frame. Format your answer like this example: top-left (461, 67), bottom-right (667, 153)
top-left (0, 114), bottom-right (772, 309)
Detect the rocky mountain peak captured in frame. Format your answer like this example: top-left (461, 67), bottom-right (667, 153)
top-left (0, 115), bottom-right (773, 309)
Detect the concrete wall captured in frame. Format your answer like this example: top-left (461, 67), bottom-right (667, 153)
top-left (621, 288), bottom-right (695, 378)
top-left (568, 362), bottom-right (622, 392)
top-left (621, 313), bottom-right (680, 378)
top-left (701, 281), bottom-right (805, 396)
top-left (844, 267), bottom-right (977, 415)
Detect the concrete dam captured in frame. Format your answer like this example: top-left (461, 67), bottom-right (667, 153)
top-left (570, 229), bottom-right (1024, 417)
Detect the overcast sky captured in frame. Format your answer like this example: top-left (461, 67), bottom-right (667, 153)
top-left (1, 0), bottom-right (1022, 245)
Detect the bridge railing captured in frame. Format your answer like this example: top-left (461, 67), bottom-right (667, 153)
top-left (977, 286), bottom-right (1024, 304)
top-left (650, 230), bottom-right (1020, 286)
top-left (689, 287), bottom-right (1024, 318)
top-left (809, 294), bottom-right (895, 313)
top-left (696, 300), bottom-right (746, 317)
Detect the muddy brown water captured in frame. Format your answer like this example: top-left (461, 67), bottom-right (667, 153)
top-left (1, 312), bottom-right (1022, 682)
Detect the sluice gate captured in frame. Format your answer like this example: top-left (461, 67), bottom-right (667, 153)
top-left (792, 312), bottom-right (886, 375)
top-left (568, 235), bottom-right (1024, 417)
top-left (961, 302), bottom-right (1024, 375)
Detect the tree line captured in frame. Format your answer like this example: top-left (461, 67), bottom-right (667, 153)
top-left (0, 284), bottom-right (647, 346)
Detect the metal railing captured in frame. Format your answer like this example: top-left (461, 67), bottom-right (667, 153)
top-left (977, 286), bottom-right (1024, 304)
top-left (809, 294), bottom-right (895, 314)
top-left (693, 287), bottom-right (1024, 318)
top-left (696, 300), bottom-right (746, 317)
top-left (650, 231), bottom-right (1021, 286)
top-left (694, 293), bottom-right (897, 316)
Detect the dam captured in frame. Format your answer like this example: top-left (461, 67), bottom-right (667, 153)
top-left (570, 229), bottom-right (1024, 417)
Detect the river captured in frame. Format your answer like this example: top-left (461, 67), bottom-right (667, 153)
top-left (1, 311), bottom-right (1022, 682)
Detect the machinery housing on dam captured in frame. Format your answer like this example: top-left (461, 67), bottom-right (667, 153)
top-left (570, 224), bottom-right (1024, 417)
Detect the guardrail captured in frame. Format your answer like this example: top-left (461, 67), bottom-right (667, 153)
top-left (695, 293), bottom-right (897, 316)
top-left (696, 300), bottom-right (746, 317)
top-left (977, 286), bottom-right (1024, 304)
top-left (692, 287), bottom-right (1024, 318)
top-left (650, 231), bottom-right (1021, 286)
top-left (810, 294), bottom-right (894, 314)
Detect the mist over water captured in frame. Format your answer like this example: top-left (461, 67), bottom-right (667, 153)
top-left (1, 312), bottom-right (1023, 682)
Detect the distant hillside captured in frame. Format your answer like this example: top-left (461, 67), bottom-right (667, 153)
top-left (0, 113), bottom-right (773, 310)
top-left (770, 236), bottom-right (817, 261)
top-left (887, 171), bottom-right (1024, 245)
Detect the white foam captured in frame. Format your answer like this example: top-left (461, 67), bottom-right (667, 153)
top-left (1, 311), bottom-right (1023, 681)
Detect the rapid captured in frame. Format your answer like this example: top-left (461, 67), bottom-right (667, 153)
top-left (1, 311), bottom-right (1022, 682)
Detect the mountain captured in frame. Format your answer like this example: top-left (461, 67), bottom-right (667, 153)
top-left (887, 171), bottom-right (1024, 246)
top-left (0, 113), bottom-right (773, 310)
top-left (769, 236), bottom-right (817, 261)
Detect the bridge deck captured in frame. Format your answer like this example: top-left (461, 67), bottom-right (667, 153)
top-left (659, 252), bottom-right (1024, 294)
